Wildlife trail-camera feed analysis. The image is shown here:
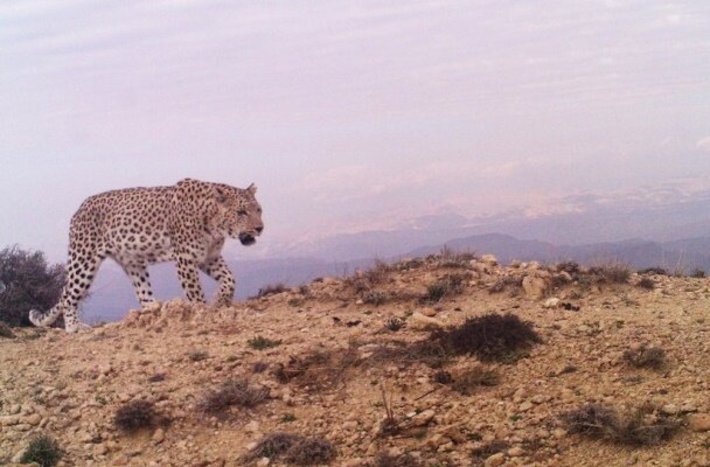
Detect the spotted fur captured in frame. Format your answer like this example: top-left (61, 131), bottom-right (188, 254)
top-left (29, 178), bottom-right (264, 333)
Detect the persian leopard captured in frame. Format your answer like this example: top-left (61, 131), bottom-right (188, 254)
top-left (29, 178), bottom-right (264, 333)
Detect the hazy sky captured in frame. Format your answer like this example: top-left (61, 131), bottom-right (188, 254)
top-left (2, 0), bottom-right (710, 262)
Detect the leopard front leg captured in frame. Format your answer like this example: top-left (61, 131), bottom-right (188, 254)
top-left (175, 254), bottom-right (206, 303)
top-left (122, 263), bottom-right (157, 307)
top-left (200, 255), bottom-right (235, 307)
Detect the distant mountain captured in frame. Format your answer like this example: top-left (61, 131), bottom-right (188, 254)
top-left (407, 233), bottom-right (710, 272)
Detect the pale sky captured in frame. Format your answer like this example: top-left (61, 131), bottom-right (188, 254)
top-left (1, 0), bottom-right (710, 262)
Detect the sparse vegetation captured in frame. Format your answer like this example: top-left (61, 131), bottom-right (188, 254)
top-left (636, 277), bottom-right (655, 290)
top-left (114, 400), bottom-right (165, 433)
top-left (638, 267), bottom-right (668, 275)
top-left (423, 273), bottom-right (468, 302)
top-left (450, 367), bottom-right (500, 394)
top-left (690, 268), bottom-right (705, 278)
top-left (362, 290), bottom-right (389, 305)
top-left (248, 335), bottom-right (282, 350)
top-left (556, 261), bottom-right (581, 274)
top-left (0, 246), bottom-right (66, 327)
top-left (622, 345), bottom-right (666, 370)
top-left (434, 246), bottom-right (476, 268)
top-left (471, 440), bottom-right (509, 464)
top-left (384, 317), bottom-right (405, 332)
top-left (273, 347), bottom-right (359, 389)
top-left (242, 432), bottom-right (335, 465)
top-left (432, 370), bottom-right (453, 384)
top-left (197, 378), bottom-right (270, 415)
top-left (374, 451), bottom-right (422, 467)
top-left (20, 434), bottom-right (62, 467)
top-left (253, 283), bottom-right (288, 299)
top-left (488, 275), bottom-right (523, 294)
top-left (147, 372), bottom-right (166, 383)
top-left (561, 403), bottom-right (681, 446)
top-left (253, 361), bottom-right (269, 373)
top-left (0, 321), bottom-right (15, 338)
top-left (187, 350), bottom-right (209, 361)
top-left (345, 260), bottom-right (392, 294)
top-left (430, 312), bottom-right (541, 362)
top-left (589, 263), bottom-right (631, 284)
top-left (281, 413), bottom-right (296, 423)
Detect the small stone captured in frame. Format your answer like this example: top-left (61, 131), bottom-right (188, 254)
top-left (687, 413), bottom-right (710, 432)
top-left (245, 420), bottom-right (260, 432)
top-left (152, 428), bottom-right (165, 444)
top-left (553, 428), bottom-right (567, 439)
top-left (409, 312), bottom-right (443, 330)
top-left (9, 404), bottom-right (21, 415)
top-left (481, 254), bottom-right (498, 266)
top-left (484, 452), bottom-right (505, 466)
top-left (94, 444), bottom-right (108, 456)
top-left (256, 458), bottom-right (270, 467)
top-left (411, 409), bottom-right (435, 427)
top-left (0, 415), bottom-right (20, 426)
top-left (22, 413), bottom-right (42, 426)
top-left (421, 307), bottom-right (438, 317)
top-left (543, 298), bottom-right (560, 309)
top-left (355, 299), bottom-right (364, 305)
top-left (508, 446), bottom-right (524, 457)
top-left (661, 404), bottom-right (678, 415)
top-left (519, 401), bottom-right (533, 412)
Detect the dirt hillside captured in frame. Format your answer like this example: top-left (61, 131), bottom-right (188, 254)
top-left (1, 253), bottom-right (708, 466)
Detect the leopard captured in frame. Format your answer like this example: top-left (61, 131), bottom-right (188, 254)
top-left (29, 178), bottom-right (264, 333)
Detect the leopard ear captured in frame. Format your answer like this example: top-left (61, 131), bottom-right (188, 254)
top-left (247, 183), bottom-right (257, 194)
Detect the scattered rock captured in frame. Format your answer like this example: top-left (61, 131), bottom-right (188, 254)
top-left (542, 298), bottom-right (560, 309)
top-left (409, 312), bottom-right (444, 330)
top-left (687, 413), bottom-right (710, 432)
top-left (484, 452), bottom-right (505, 466)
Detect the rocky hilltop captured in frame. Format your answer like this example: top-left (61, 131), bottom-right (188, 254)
top-left (1, 253), bottom-right (708, 466)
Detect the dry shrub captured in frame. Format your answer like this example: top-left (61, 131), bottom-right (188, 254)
top-left (273, 347), bottom-right (359, 390)
top-left (20, 434), bottom-right (62, 467)
top-left (636, 278), bottom-right (655, 290)
top-left (0, 321), bottom-right (15, 338)
top-left (450, 367), bottom-right (500, 395)
top-left (556, 261), bottom-right (580, 274)
top-left (423, 273), bottom-right (469, 302)
top-left (471, 440), bottom-right (509, 464)
top-left (690, 268), bottom-right (705, 278)
top-left (114, 400), bottom-right (166, 433)
top-left (374, 451), bottom-right (422, 467)
top-left (488, 275), bottom-right (523, 294)
top-left (345, 261), bottom-right (392, 294)
top-left (622, 345), bottom-right (666, 370)
top-left (561, 403), bottom-right (680, 446)
top-left (432, 312), bottom-right (541, 362)
top-left (588, 263), bottom-right (631, 284)
top-left (435, 246), bottom-right (476, 268)
top-left (638, 267), bottom-right (668, 276)
top-left (187, 350), bottom-right (209, 362)
top-left (384, 317), bottom-right (405, 332)
top-left (248, 335), bottom-right (282, 350)
top-left (362, 290), bottom-right (389, 306)
top-left (253, 283), bottom-right (288, 299)
top-left (242, 432), bottom-right (335, 465)
top-left (147, 372), bottom-right (166, 383)
top-left (196, 378), bottom-right (269, 415)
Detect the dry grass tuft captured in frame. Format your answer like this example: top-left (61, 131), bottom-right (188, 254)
top-left (450, 367), bottom-right (500, 395)
top-left (242, 432), bottom-right (335, 465)
top-left (432, 312), bottom-right (541, 362)
top-left (561, 403), bottom-right (681, 446)
top-left (114, 400), bottom-right (166, 433)
top-left (273, 347), bottom-right (360, 390)
top-left (488, 275), bottom-right (523, 294)
top-left (636, 277), bottom-right (655, 290)
top-left (622, 345), bottom-right (666, 370)
top-left (196, 378), bottom-right (269, 415)
top-left (0, 321), bottom-right (15, 338)
top-left (253, 283), bottom-right (289, 299)
top-left (423, 272), bottom-right (469, 302)
top-left (588, 263), bottom-right (631, 284)
top-left (20, 434), bottom-right (62, 466)
top-left (248, 335), bottom-right (282, 350)
top-left (373, 451), bottom-right (422, 467)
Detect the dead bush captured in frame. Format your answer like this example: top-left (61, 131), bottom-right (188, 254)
top-left (248, 335), bottom-right (282, 350)
top-left (345, 261), bottom-right (392, 293)
top-left (423, 273), bottom-right (469, 302)
top-left (252, 283), bottom-right (288, 299)
top-left (636, 278), bottom-right (655, 290)
top-left (588, 263), bottom-right (631, 284)
top-left (362, 290), bottom-right (389, 306)
top-left (638, 267), bottom-right (668, 276)
top-left (561, 403), bottom-right (681, 446)
top-left (384, 317), bottom-right (405, 332)
top-left (196, 378), bottom-right (269, 415)
top-left (488, 275), bottom-right (523, 294)
top-left (20, 434), bottom-right (62, 467)
top-left (242, 432), bottom-right (335, 465)
top-left (374, 451), bottom-right (422, 467)
top-left (431, 312), bottom-right (541, 362)
top-left (450, 367), bottom-right (500, 395)
top-left (622, 345), bottom-right (666, 370)
top-left (556, 261), bottom-right (580, 274)
top-left (114, 400), bottom-right (166, 433)
top-left (273, 347), bottom-right (359, 390)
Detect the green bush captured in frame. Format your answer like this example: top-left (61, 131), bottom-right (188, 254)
top-left (0, 246), bottom-right (65, 326)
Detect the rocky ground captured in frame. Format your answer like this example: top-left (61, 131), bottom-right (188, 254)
top-left (0, 253), bottom-right (708, 466)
